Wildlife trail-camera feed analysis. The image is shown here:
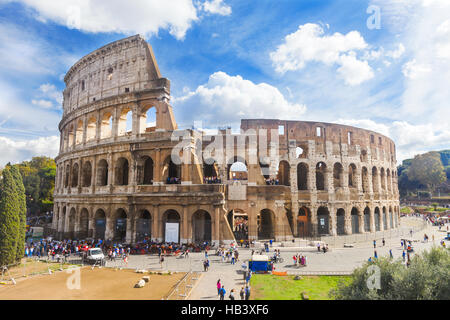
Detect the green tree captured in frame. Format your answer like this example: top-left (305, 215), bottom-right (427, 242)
top-left (0, 167), bottom-right (20, 266)
top-left (10, 165), bottom-right (26, 261)
top-left (331, 247), bottom-right (450, 300)
top-left (407, 152), bottom-right (446, 193)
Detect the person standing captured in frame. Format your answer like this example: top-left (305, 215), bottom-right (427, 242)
top-left (229, 289), bottom-right (235, 300)
top-left (245, 285), bottom-right (251, 300)
top-left (374, 250), bottom-right (378, 259)
top-left (389, 249), bottom-right (393, 259)
top-left (373, 240), bottom-right (376, 248)
top-left (219, 286), bottom-right (226, 300)
top-left (217, 279), bottom-right (221, 296)
top-left (240, 287), bottom-right (245, 300)
top-left (382, 238), bottom-right (385, 246)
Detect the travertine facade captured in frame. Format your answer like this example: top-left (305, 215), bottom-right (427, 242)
top-left (52, 35), bottom-right (400, 244)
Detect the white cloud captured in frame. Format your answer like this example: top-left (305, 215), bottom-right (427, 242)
top-left (38, 83), bottom-right (63, 106)
top-left (386, 43), bottom-right (405, 59)
top-left (7, 0), bottom-right (205, 40)
top-left (0, 135), bottom-right (59, 167)
top-left (270, 23), bottom-right (373, 86)
top-left (402, 59), bottom-right (432, 79)
top-left (201, 0), bottom-right (231, 16)
top-left (31, 99), bottom-right (53, 109)
top-left (173, 71), bottom-right (306, 127)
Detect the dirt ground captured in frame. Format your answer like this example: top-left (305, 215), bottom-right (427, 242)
top-left (0, 267), bottom-right (185, 300)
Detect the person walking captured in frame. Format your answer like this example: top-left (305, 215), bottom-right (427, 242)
top-left (219, 286), bottom-right (226, 300)
top-left (382, 238), bottom-right (385, 246)
top-left (389, 249), bottom-right (393, 259)
top-left (374, 250), bottom-right (378, 259)
top-left (217, 279), bottom-right (221, 296)
top-left (245, 285), bottom-right (251, 300)
top-left (373, 240), bottom-right (376, 248)
top-left (229, 289), bottom-right (235, 300)
top-left (240, 287), bottom-right (245, 300)
top-left (402, 250), bottom-right (406, 262)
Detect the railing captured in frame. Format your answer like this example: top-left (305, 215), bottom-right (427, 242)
top-left (163, 270), bottom-right (202, 300)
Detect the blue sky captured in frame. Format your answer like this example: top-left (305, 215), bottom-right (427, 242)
top-left (0, 0), bottom-right (449, 166)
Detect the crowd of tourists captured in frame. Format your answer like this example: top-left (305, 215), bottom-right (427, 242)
top-left (265, 178), bottom-right (279, 185)
top-left (166, 177), bottom-right (181, 184)
top-left (203, 176), bottom-right (222, 184)
top-left (217, 278), bottom-right (251, 300)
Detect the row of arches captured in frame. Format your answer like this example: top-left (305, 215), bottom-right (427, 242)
top-left (62, 105), bottom-right (157, 152)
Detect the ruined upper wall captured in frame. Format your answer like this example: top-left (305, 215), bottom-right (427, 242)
top-left (62, 35), bottom-right (169, 115)
top-left (240, 119), bottom-right (396, 162)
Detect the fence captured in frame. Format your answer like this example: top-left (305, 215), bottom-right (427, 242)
top-left (163, 270), bottom-right (202, 300)
top-left (0, 257), bottom-right (82, 285)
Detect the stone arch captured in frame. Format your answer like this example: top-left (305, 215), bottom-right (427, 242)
top-left (79, 208), bottom-right (89, 239)
top-left (227, 209), bottom-right (248, 240)
top-left (348, 163), bottom-right (357, 188)
top-left (118, 106), bottom-right (133, 136)
top-left (258, 209), bottom-right (275, 240)
top-left (351, 207), bottom-right (359, 234)
top-left (315, 162), bottom-right (327, 190)
top-left (71, 163), bottom-right (79, 187)
top-left (317, 206), bottom-right (330, 235)
top-left (97, 159), bottom-right (109, 186)
top-left (277, 160), bottom-right (290, 186)
top-left (135, 209), bottom-right (152, 242)
top-left (100, 111), bottom-right (113, 139)
top-left (382, 206), bottom-right (388, 229)
top-left (192, 210), bottom-right (212, 243)
top-left (68, 207), bottom-right (76, 238)
top-left (389, 206), bottom-right (394, 229)
top-left (203, 158), bottom-right (219, 179)
top-left (142, 156), bottom-right (154, 185)
top-left (297, 163), bottom-right (308, 190)
top-left (362, 167), bottom-right (369, 193)
top-left (139, 105), bottom-right (157, 134)
top-left (372, 167), bottom-right (379, 193)
top-left (60, 206), bottom-right (67, 233)
top-left (374, 207), bottom-right (381, 231)
top-left (163, 155), bottom-right (181, 184)
top-left (364, 207), bottom-right (371, 232)
top-left (162, 209), bottom-right (181, 243)
top-left (228, 156), bottom-right (248, 181)
top-left (297, 206), bottom-right (311, 237)
top-left (333, 163), bottom-right (344, 188)
top-left (94, 209), bottom-right (106, 239)
top-left (113, 208), bottom-right (128, 242)
top-left (386, 169), bottom-right (392, 192)
top-left (67, 124), bottom-right (75, 148)
top-left (75, 119), bottom-right (83, 145)
top-left (86, 116), bottom-right (97, 142)
top-left (115, 157), bottom-right (129, 186)
top-left (380, 168), bottom-right (386, 190)
top-left (64, 164), bottom-right (70, 188)
top-left (81, 161), bottom-right (92, 187)
top-left (336, 208), bottom-right (345, 235)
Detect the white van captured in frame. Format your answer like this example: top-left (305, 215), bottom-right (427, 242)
top-left (83, 248), bottom-right (105, 265)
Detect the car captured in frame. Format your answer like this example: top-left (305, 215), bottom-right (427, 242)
top-left (82, 248), bottom-right (105, 265)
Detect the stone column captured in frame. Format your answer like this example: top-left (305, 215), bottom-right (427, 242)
top-left (310, 205), bottom-right (318, 237)
top-left (96, 110), bottom-right (101, 143)
top-left (151, 205), bottom-right (160, 242)
top-left (181, 205), bottom-right (189, 244)
top-left (105, 210), bottom-right (114, 241)
top-left (369, 207), bottom-right (376, 232)
top-left (248, 206), bottom-right (258, 240)
top-left (326, 168), bottom-right (334, 193)
top-left (125, 218), bottom-right (132, 243)
top-left (344, 205), bottom-right (352, 235)
top-left (88, 216), bottom-right (95, 238)
top-left (308, 164), bottom-right (316, 191)
top-left (329, 204), bottom-right (337, 236)
top-left (82, 114), bottom-right (88, 146)
top-left (214, 205), bottom-right (221, 243)
top-left (358, 209), bottom-right (365, 233)
top-left (154, 149), bottom-right (162, 184)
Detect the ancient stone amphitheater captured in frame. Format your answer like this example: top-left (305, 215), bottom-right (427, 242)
top-left (52, 35), bottom-right (400, 244)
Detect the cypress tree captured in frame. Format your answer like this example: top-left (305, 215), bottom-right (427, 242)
top-left (0, 167), bottom-right (20, 266)
top-left (11, 165), bottom-right (26, 261)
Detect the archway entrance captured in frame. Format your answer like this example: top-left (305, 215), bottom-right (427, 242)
top-left (136, 210), bottom-right (152, 242)
top-left (227, 209), bottom-right (248, 240)
top-left (297, 206), bottom-right (311, 237)
top-left (317, 207), bottom-right (329, 235)
top-left (351, 207), bottom-right (359, 234)
top-left (163, 210), bottom-right (181, 243)
top-left (94, 209), bottom-right (106, 240)
top-left (79, 208), bottom-right (89, 239)
top-left (258, 209), bottom-right (275, 240)
top-left (114, 209), bottom-right (127, 242)
top-left (374, 207), bottom-right (381, 231)
top-left (336, 208), bottom-right (345, 235)
top-left (192, 210), bottom-right (212, 243)
top-left (383, 207), bottom-right (388, 230)
top-left (364, 207), bottom-right (370, 232)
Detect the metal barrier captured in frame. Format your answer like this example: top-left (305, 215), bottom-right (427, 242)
top-left (163, 270), bottom-right (202, 300)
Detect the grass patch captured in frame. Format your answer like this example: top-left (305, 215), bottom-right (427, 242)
top-left (250, 274), bottom-right (351, 300)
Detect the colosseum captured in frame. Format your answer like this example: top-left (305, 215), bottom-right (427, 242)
top-left (51, 35), bottom-right (400, 244)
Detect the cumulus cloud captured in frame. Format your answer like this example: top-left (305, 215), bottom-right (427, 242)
top-left (402, 59), bottom-right (432, 79)
top-left (201, 0), bottom-right (231, 16)
top-left (270, 23), bottom-right (373, 85)
top-left (173, 71), bottom-right (306, 128)
top-left (5, 0), bottom-right (208, 40)
top-left (0, 135), bottom-right (59, 167)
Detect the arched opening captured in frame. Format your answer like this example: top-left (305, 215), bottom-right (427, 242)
top-left (297, 163), bottom-right (308, 190)
top-left (97, 159), bottom-right (108, 186)
top-left (114, 209), bottom-right (127, 242)
top-left (333, 163), bottom-right (344, 189)
top-left (143, 156), bottom-right (154, 185)
top-left (163, 156), bottom-right (181, 184)
top-left (382, 207), bottom-right (388, 229)
top-left (362, 167), bottom-right (369, 193)
top-left (317, 207), bottom-right (329, 235)
top-left (79, 208), bottom-right (89, 239)
top-left (374, 207), bottom-right (381, 231)
top-left (75, 119), bottom-right (83, 145)
top-left (364, 207), bottom-right (370, 232)
top-left (100, 112), bottom-right (113, 139)
top-left (71, 163), bottom-right (79, 188)
top-left (389, 207), bottom-right (393, 228)
top-left (297, 207), bottom-right (311, 237)
top-left (228, 157), bottom-right (248, 181)
top-left (163, 210), bottom-right (181, 243)
top-left (277, 160), bottom-right (290, 186)
top-left (351, 207), bottom-right (359, 234)
top-left (60, 207), bottom-right (66, 233)
top-left (192, 210), bottom-right (212, 243)
top-left (387, 169), bottom-right (392, 192)
top-left (258, 209), bottom-right (275, 240)
top-left (296, 147), bottom-right (304, 158)
top-left (372, 167), bottom-right (379, 193)
top-left (348, 164), bottom-right (357, 188)
top-left (82, 161), bottom-right (92, 187)
top-left (203, 158), bottom-right (219, 183)
top-left (336, 208), bottom-right (345, 235)
top-left (380, 168), bottom-right (386, 191)
top-left (227, 209), bottom-right (248, 240)
top-left (115, 158), bottom-right (129, 186)
top-left (67, 124), bottom-right (75, 148)
top-left (259, 157), bottom-right (270, 180)
top-left (86, 116), bottom-right (97, 142)
top-left (68, 208), bottom-right (76, 238)
top-left (94, 209), bottom-right (106, 239)
top-left (316, 162), bottom-right (327, 190)
top-left (139, 106), bottom-right (157, 133)
top-left (118, 107), bottom-right (133, 136)
top-left (64, 164), bottom-right (70, 188)
top-left (135, 210), bottom-right (152, 242)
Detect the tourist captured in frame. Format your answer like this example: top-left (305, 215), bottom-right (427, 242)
top-left (240, 287), bottom-right (245, 300)
top-left (217, 279), bottom-right (221, 296)
top-left (219, 286), bottom-right (226, 300)
top-left (374, 250), bottom-right (378, 259)
top-left (389, 249), bottom-right (393, 259)
top-left (317, 243), bottom-right (321, 252)
top-left (229, 289), bottom-right (235, 300)
top-left (245, 285), bottom-right (251, 300)
top-left (402, 250), bottom-right (406, 262)
top-left (373, 240), bottom-right (376, 248)
top-left (382, 238), bottom-right (385, 246)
